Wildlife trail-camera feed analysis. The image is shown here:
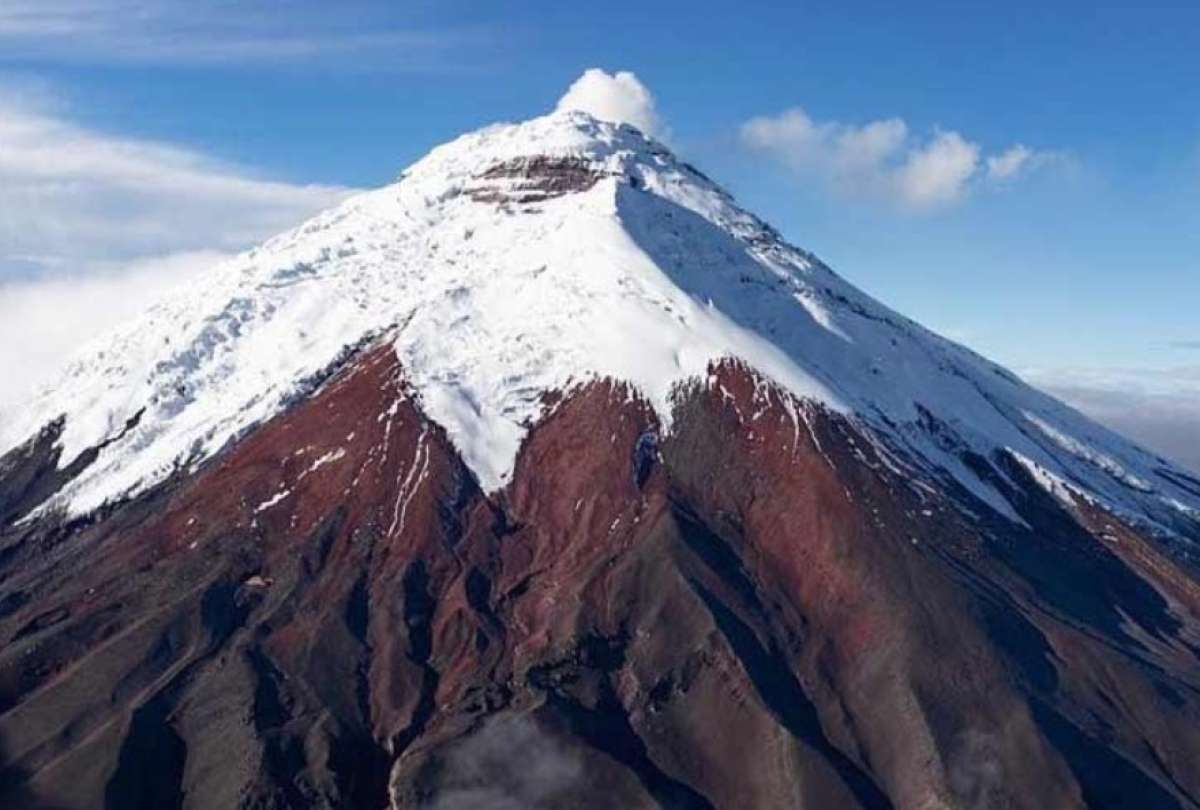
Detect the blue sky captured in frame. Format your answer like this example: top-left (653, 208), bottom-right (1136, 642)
top-left (0, 0), bottom-right (1197, 467)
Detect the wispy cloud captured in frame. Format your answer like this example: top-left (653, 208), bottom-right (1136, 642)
top-left (0, 1), bottom-right (485, 68)
top-left (740, 106), bottom-right (1064, 210)
top-left (0, 87), bottom-right (357, 408)
top-left (0, 90), bottom-right (353, 271)
top-left (1167, 340), bottom-right (1200, 350)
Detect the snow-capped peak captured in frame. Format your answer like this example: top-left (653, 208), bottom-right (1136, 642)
top-left (2, 109), bottom-right (1198, 541)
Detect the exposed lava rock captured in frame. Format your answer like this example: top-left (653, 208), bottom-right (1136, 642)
top-left (1, 346), bottom-right (1198, 809)
top-left (466, 156), bottom-right (613, 205)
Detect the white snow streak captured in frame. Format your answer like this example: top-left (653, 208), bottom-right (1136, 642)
top-left (388, 425), bottom-right (430, 538)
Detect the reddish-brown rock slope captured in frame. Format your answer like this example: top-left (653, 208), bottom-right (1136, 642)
top-left (1, 341), bottom-right (1199, 809)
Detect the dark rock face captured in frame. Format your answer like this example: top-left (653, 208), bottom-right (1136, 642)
top-left (1, 345), bottom-right (1198, 809)
top-left (0, 407), bottom-right (143, 528)
top-left (466, 156), bottom-right (612, 205)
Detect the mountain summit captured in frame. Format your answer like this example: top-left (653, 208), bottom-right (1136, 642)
top-left (1, 106), bottom-right (1199, 809)
top-left (2, 110), bottom-right (1195, 536)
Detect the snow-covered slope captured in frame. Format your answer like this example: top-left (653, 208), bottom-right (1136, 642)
top-left (2, 110), bottom-right (1198, 539)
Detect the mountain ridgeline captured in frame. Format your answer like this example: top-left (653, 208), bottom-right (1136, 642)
top-left (1, 111), bottom-right (1198, 809)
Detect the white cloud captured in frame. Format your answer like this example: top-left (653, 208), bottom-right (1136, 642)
top-left (984, 143), bottom-right (1072, 183)
top-left (555, 68), bottom-right (662, 136)
top-left (896, 130), bottom-right (981, 207)
top-left (833, 117), bottom-right (909, 171)
top-left (741, 106), bottom-right (1056, 210)
top-left (986, 144), bottom-right (1033, 181)
top-left (0, 89), bottom-right (357, 409)
top-left (740, 108), bottom-right (908, 178)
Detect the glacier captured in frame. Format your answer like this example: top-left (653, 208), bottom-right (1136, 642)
top-left (1, 109), bottom-right (1196, 542)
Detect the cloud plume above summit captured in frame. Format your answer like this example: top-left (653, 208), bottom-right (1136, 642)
top-left (555, 68), bottom-right (663, 137)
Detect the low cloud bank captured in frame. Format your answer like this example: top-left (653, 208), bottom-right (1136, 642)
top-left (1026, 366), bottom-right (1200, 474)
top-left (0, 252), bottom-right (230, 410)
top-left (0, 88), bottom-right (357, 412)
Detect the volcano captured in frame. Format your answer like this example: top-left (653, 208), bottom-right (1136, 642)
top-left (1, 109), bottom-right (1199, 810)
